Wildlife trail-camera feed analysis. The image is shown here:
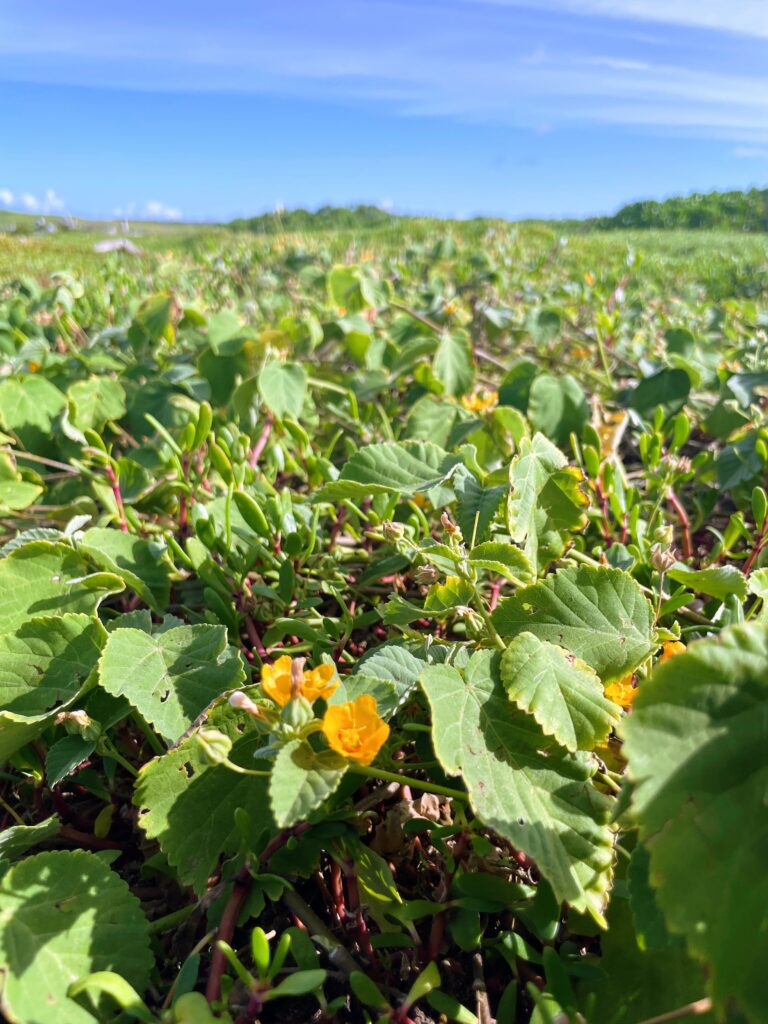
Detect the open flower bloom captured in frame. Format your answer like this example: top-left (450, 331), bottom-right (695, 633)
top-left (461, 390), bottom-right (498, 414)
top-left (659, 640), bottom-right (686, 662)
top-left (261, 656), bottom-right (338, 707)
top-left (322, 695), bottom-right (389, 766)
top-left (604, 673), bottom-right (637, 710)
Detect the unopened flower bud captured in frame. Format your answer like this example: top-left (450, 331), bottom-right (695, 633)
top-left (382, 520), bottom-right (406, 542)
top-left (414, 564), bottom-right (440, 585)
top-left (440, 512), bottom-right (460, 536)
top-left (228, 691), bottom-right (262, 718)
top-left (650, 543), bottom-right (676, 572)
top-left (197, 728), bottom-right (233, 765)
top-left (54, 709), bottom-right (100, 740)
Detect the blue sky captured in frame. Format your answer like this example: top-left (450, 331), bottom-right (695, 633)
top-left (1, 0), bottom-right (768, 221)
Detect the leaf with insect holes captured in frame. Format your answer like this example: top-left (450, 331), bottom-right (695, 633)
top-left (0, 542), bottom-right (123, 637)
top-left (134, 695), bottom-right (273, 893)
top-left (0, 850), bottom-right (153, 1024)
top-left (98, 624), bottom-right (244, 744)
top-left (500, 632), bottom-right (620, 752)
top-left (420, 650), bottom-right (614, 918)
top-left (493, 563), bottom-right (655, 683)
top-left (622, 624), bottom-right (768, 1020)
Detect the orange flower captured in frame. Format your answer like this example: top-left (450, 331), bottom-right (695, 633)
top-left (461, 390), bottom-right (498, 414)
top-left (322, 695), bottom-right (389, 766)
top-left (605, 673), bottom-right (637, 710)
top-left (261, 656), bottom-right (337, 707)
top-left (660, 640), bottom-right (686, 662)
top-left (584, 271), bottom-right (596, 286)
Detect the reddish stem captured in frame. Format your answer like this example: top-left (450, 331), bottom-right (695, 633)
top-left (249, 414), bottom-right (274, 469)
top-left (105, 463), bottom-right (128, 532)
top-left (668, 489), bottom-right (693, 560)
top-left (58, 825), bottom-right (127, 851)
top-left (205, 866), bottom-right (252, 1004)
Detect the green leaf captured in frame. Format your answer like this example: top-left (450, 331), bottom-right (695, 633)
top-left (452, 467), bottom-right (506, 545)
top-left (269, 740), bottom-right (347, 828)
top-left (0, 479), bottom-right (43, 511)
top-left (0, 542), bottom-right (123, 636)
top-left (0, 613), bottom-right (106, 761)
top-left (420, 651), bottom-right (613, 917)
top-left (258, 361), bottom-right (307, 420)
top-left (424, 576), bottom-right (475, 614)
top-left (315, 441), bottom-right (462, 502)
top-left (0, 814), bottom-right (61, 861)
top-left (78, 527), bottom-right (172, 611)
top-left (269, 969), bottom-right (327, 999)
top-left (622, 623), bottom-right (768, 1019)
top-left (493, 564), bottom-right (655, 683)
top-left (135, 697), bottom-right (272, 893)
top-left (98, 624), bottom-right (244, 744)
top-left (0, 613), bottom-right (105, 717)
top-left (527, 373), bottom-right (588, 447)
top-left (667, 563), bottom-right (748, 602)
top-left (589, 895), bottom-right (713, 1024)
top-left (129, 292), bottom-right (175, 345)
top-left (46, 735), bottom-right (96, 787)
top-left (0, 850), bottom-right (153, 1024)
top-left (627, 843), bottom-right (680, 952)
top-left (500, 633), bottom-right (620, 752)
top-left (67, 378), bottom-right (127, 432)
top-left (628, 368), bottom-right (690, 418)
top-left (507, 433), bottom-right (588, 573)
top-left (433, 330), bottom-right (474, 397)
top-left (0, 376), bottom-right (66, 451)
top-left (467, 542), bottom-right (534, 585)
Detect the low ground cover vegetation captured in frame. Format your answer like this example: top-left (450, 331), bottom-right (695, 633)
top-left (0, 223), bottom-right (766, 1023)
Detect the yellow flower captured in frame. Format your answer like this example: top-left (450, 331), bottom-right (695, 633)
top-left (605, 673), bottom-right (637, 710)
top-left (660, 640), bottom-right (686, 662)
top-left (461, 390), bottom-right (498, 414)
top-left (302, 663), bottom-right (338, 702)
top-left (584, 271), bottom-right (596, 286)
top-left (322, 695), bottom-right (389, 766)
top-left (261, 656), bottom-right (337, 707)
top-left (27, 361), bottom-right (41, 372)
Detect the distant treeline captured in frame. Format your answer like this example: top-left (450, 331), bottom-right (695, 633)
top-left (229, 204), bottom-right (397, 233)
top-left (591, 188), bottom-right (768, 232)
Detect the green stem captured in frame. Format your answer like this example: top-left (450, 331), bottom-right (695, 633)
top-left (132, 711), bottom-right (165, 756)
top-left (349, 764), bottom-right (469, 802)
top-left (99, 739), bottom-right (138, 778)
top-left (594, 328), bottom-right (614, 388)
top-left (224, 758), bottom-right (271, 777)
top-left (148, 901), bottom-right (199, 934)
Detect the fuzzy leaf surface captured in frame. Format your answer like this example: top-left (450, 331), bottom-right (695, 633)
top-left (420, 651), bottom-right (613, 917)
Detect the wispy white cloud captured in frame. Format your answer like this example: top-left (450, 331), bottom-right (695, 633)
top-left (43, 188), bottom-right (65, 212)
top-left (144, 200), bottom-right (181, 220)
top-left (20, 192), bottom-right (39, 212)
top-left (733, 146), bottom-right (768, 159)
top-left (468, 0), bottom-right (768, 40)
top-left (0, 188), bottom-right (13, 206)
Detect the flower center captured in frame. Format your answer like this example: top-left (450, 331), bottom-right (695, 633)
top-left (339, 726), bottom-right (362, 750)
